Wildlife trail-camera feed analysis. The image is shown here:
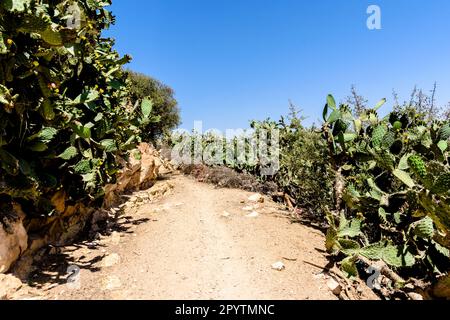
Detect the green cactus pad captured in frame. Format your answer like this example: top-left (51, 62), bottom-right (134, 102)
top-left (414, 217), bottom-right (435, 239)
top-left (375, 150), bottom-right (395, 170)
top-left (408, 155), bottom-right (427, 179)
top-left (439, 124), bottom-right (450, 141)
top-left (372, 125), bottom-right (387, 148)
top-left (431, 173), bottom-right (450, 195)
top-left (381, 131), bottom-right (396, 149)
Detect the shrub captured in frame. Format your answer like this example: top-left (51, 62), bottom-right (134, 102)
top-left (0, 0), bottom-right (156, 224)
top-left (321, 94), bottom-right (450, 279)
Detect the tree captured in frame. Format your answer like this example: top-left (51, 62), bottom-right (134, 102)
top-left (127, 71), bottom-right (180, 140)
top-left (345, 85), bottom-right (368, 117)
top-left (393, 84), bottom-right (444, 123)
top-left (443, 103), bottom-right (450, 121)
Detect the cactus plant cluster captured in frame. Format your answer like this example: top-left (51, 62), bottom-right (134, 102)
top-left (322, 94), bottom-right (450, 279)
top-left (0, 1), bottom-right (158, 226)
top-left (171, 109), bottom-right (333, 219)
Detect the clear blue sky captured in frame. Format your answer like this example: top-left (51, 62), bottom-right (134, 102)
top-left (106, 0), bottom-right (450, 131)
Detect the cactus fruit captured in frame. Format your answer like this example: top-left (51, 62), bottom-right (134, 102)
top-left (393, 121), bottom-right (403, 131)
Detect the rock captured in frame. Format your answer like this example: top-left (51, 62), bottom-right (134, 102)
top-left (103, 276), bottom-right (122, 291)
top-left (433, 274), bottom-right (450, 299)
top-left (313, 273), bottom-right (326, 280)
top-left (138, 143), bottom-right (161, 189)
top-left (0, 274), bottom-right (23, 299)
top-left (11, 255), bottom-right (35, 281)
top-left (245, 211), bottom-right (259, 218)
top-left (103, 143), bottom-right (167, 207)
top-left (0, 203), bottom-right (28, 274)
top-left (271, 261), bottom-right (285, 271)
top-left (248, 194), bottom-right (264, 203)
top-left (242, 205), bottom-right (255, 212)
top-left (101, 253), bottom-right (121, 268)
top-left (326, 278), bottom-right (342, 295)
top-left (221, 211), bottom-right (231, 218)
top-left (408, 292), bottom-right (424, 301)
top-left (148, 181), bottom-right (174, 197)
top-left (110, 232), bottom-right (121, 245)
top-left (50, 190), bottom-right (66, 214)
top-left (54, 208), bottom-right (92, 246)
top-left (404, 283), bottom-right (415, 290)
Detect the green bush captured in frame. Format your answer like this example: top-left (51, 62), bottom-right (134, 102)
top-left (171, 106), bottom-right (334, 220)
top-left (322, 94), bottom-right (450, 279)
top-left (0, 0), bottom-right (156, 222)
top-left (250, 110), bottom-right (334, 219)
top-left (127, 71), bottom-right (180, 140)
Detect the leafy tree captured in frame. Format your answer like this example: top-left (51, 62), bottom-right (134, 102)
top-left (127, 71), bottom-right (180, 140)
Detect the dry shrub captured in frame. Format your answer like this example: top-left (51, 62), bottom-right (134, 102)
top-left (180, 165), bottom-right (278, 195)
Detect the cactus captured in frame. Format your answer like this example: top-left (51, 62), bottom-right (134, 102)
top-left (408, 155), bottom-right (427, 179)
top-left (372, 125), bottom-right (387, 148)
top-left (382, 131), bottom-right (396, 150)
top-left (439, 124), bottom-right (450, 141)
top-left (414, 217), bottom-right (435, 239)
top-left (431, 173), bottom-right (450, 195)
top-left (322, 94), bottom-right (450, 277)
top-left (0, 1), bottom-right (158, 223)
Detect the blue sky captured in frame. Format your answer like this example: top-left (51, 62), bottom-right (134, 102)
top-left (106, 0), bottom-right (450, 131)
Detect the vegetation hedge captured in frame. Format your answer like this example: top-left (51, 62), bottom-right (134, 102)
top-left (0, 0), bottom-right (158, 227)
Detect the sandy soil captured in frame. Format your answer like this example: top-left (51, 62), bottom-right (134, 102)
top-left (29, 174), bottom-right (376, 300)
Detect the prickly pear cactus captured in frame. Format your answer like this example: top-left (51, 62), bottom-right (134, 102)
top-left (408, 155), bottom-right (428, 179)
top-left (322, 94), bottom-right (450, 280)
top-left (0, 1), bottom-right (157, 229)
top-left (432, 173), bottom-right (450, 195)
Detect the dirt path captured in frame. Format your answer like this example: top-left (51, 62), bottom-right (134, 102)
top-left (31, 174), bottom-right (374, 300)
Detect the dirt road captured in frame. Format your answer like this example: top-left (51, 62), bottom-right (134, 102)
top-left (33, 174), bottom-right (370, 300)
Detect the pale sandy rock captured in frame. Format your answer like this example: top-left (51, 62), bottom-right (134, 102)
top-left (221, 211), bottom-right (231, 218)
top-left (248, 194), bottom-right (264, 203)
top-left (0, 204), bottom-right (28, 274)
top-left (326, 278), bottom-right (342, 295)
top-left (0, 274), bottom-right (22, 299)
top-left (102, 253), bottom-right (121, 268)
top-left (110, 232), bottom-right (121, 245)
top-left (245, 211), bottom-right (259, 218)
top-left (103, 276), bottom-right (122, 290)
top-left (271, 261), bottom-right (286, 271)
top-left (408, 292), bottom-right (424, 300)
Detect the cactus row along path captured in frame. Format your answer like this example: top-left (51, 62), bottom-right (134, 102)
top-left (33, 173), bottom-right (377, 300)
